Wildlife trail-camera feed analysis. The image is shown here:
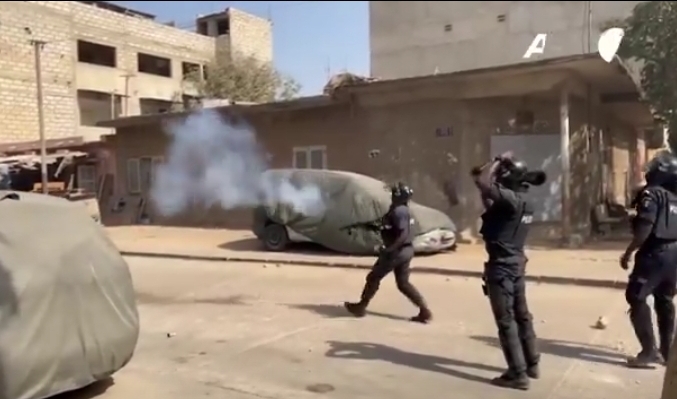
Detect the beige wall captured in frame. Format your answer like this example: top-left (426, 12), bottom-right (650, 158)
top-left (228, 8), bottom-right (274, 63)
top-left (0, 1), bottom-right (272, 144)
top-left (108, 71), bottom-right (648, 241)
top-left (370, 1), bottom-right (642, 79)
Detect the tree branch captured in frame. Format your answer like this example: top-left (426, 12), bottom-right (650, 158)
top-left (184, 52), bottom-right (301, 104)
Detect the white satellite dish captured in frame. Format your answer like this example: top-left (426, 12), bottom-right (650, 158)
top-left (598, 28), bottom-right (625, 63)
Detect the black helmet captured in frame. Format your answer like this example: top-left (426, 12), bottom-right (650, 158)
top-left (645, 152), bottom-right (677, 187)
top-left (391, 182), bottom-right (413, 203)
top-left (495, 158), bottom-right (528, 188)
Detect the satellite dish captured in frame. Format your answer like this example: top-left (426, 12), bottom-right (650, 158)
top-left (598, 28), bottom-right (625, 63)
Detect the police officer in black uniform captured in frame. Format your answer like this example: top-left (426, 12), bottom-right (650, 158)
top-left (621, 153), bottom-right (677, 368)
top-left (472, 153), bottom-right (542, 390)
top-left (344, 182), bottom-right (433, 323)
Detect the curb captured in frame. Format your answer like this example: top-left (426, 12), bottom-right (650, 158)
top-left (120, 250), bottom-right (627, 291)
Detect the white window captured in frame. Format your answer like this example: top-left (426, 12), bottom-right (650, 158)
top-left (292, 146), bottom-right (327, 169)
top-left (76, 164), bottom-right (97, 193)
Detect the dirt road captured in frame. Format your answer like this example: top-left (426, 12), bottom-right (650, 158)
top-left (68, 256), bottom-right (663, 399)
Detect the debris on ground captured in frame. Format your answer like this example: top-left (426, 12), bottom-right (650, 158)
top-left (593, 316), bottom-right (608, 330)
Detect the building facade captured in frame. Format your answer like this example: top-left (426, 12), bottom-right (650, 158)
top-left (100, 55), bottom-right (656, 243)
top-left (0, 1), bottom-right (272, 145)
top-left (370, 1), bottom-right (643, 79)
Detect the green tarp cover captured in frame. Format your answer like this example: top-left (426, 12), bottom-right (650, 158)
top-left (0, 192), bottom-right (139, 399)
top-left (262, 169), bottom-right (456, 255)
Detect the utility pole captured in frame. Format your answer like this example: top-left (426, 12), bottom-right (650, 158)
top-left (121, 73), bottom-right (135, 116)
top-left (31, 39), bottom-right (48, 194)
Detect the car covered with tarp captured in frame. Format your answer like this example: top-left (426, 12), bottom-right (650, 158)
top-left (253, 169), bottom-right (457, 255)
top-left (0, 191), bottom-right (139, 399)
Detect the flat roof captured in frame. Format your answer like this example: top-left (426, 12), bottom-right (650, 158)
top-left (99, 53), bottom-right (649, 130)
top-left (98, 95), bottom-right (347, 129)
top-left (77, 1), bottom-right (156, 20)
top-left (344, 53), bottom-right (642, 96)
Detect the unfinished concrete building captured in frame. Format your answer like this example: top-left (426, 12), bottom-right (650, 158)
top-left (0, 1), bottom-right (272, 147)
top-left (370, 1), bottom-right (643, 79)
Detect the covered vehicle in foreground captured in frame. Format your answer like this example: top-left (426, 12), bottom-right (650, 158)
top-left (0, 191), bottom-right (139, 399)
top-left (253, 169), bottom-right (457, 255)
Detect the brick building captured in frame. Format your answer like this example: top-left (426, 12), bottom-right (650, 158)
top-left (0, 1), bottom-right (272, 146)
top-left (100, 54), bottom-right (657, 243)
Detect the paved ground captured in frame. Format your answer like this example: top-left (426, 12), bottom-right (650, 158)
top-left (64, 256), bottom-right (664, 399)
top-left (107, 226), bottom-right (630, 288)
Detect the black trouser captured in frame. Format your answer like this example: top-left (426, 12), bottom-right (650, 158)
top-left (359, 245), bottom-right (428, 309)
top-left (625, 245), bottom-right (677, 360)
top-left (485, 264), bottom-right (540, 375)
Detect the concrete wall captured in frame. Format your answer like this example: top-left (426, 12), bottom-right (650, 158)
top-left (108, 72), bottom-right (647, 242)
top-left (370, 1), bottom-right (643, 79)
top-left (0, 1), bottom-right (272, 144)
top-left (228, 8), bottom-right (274, 63)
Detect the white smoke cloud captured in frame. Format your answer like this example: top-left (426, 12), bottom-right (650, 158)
top-left (151, 109), bottom-right (325, 217)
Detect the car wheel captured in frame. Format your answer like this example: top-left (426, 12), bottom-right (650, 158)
top-left (263, 223), bottom-right (289, 251)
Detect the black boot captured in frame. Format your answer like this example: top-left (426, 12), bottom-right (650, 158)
top-left (658, 330), bottom-right (673, 364)
top-left (490, 370), bottom-right (530, 390)
top-left (345, 279), bottom-right (379, 318)
top-left (396, 280), bottom-right (431, 323)
top-left (410, 307), bottom-right (433, 324)
top-left (344, 301), bottom-right (366, 317)
top-left (626, 349), bottom-right (662, 369)
top-left (628, 302), bottom-right (659, 368)
top-left (655, 300), bottom-right (675, 363)
top-left (526, 364), bottom-right (540, 379)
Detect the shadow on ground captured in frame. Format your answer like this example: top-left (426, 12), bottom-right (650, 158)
top-left (217, 238), bottom-right (447, 258)
top-left (217, 239), bottom-right (367, 257)
top-left (53, 377), bottom-right (114, 399)
top-left (325, 341), bottom-right (501, 384)
top-left (287, 303), bottom-right (409, 321)
top-left (135, 293), bottom-right (251, 306)
top-left (217, 238), bottom-right (264, 252)
top-left (470, 335), bottom-right (627, 366)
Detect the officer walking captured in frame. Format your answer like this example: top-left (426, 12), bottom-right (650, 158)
top-left (472, 153), bottom-right (543, 390)
top-left (621, 154), bottom-right (677, 368)
top-left (344, 182), bottom-right (433, 323)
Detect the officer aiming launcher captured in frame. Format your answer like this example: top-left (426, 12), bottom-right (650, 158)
top-left (471, 153), bottom-right (546, 390)
top-left (471, 158), bottom-right (546, 194)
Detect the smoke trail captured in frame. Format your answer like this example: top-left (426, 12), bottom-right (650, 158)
top-left (151, 109), bottom-right (325, 217)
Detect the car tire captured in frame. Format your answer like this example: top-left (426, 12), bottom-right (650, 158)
top-left (263, 223), bottom-right (289, 251)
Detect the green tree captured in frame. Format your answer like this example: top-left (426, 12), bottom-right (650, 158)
top-left (612, 1), bottom-right (677, 151)
top-left (185, 53), bottom-right (301, 105)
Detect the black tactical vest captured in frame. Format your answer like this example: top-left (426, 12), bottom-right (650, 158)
top-left (380, 205), bottom-right (413, 246)
top-left (480, 191), bottom-right (534, 263)
top-left (650, 186), bottom-right (677, 241)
